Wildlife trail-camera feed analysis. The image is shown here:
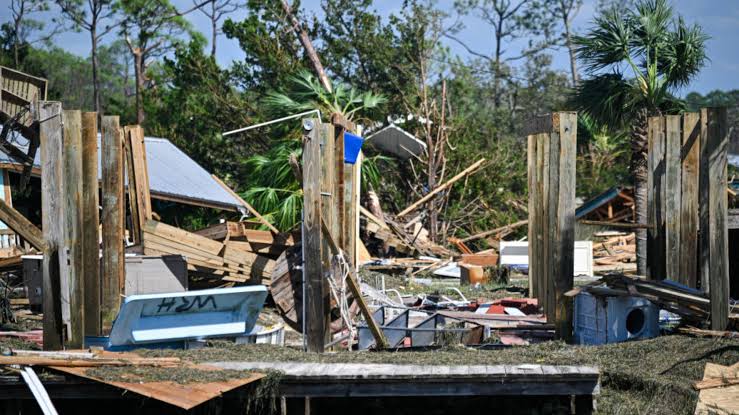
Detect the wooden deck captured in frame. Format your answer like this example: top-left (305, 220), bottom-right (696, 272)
top-left (210, 362), bottom-right (600, 398)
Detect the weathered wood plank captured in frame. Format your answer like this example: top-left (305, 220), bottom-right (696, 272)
top-left (680, 112), bottom-right (700, 287)
top-left (553, 112), bottom-right (576, 342)
top-left (527, 133), bottom-right (537, 299)
top-left (128, 126), bottom-right (152, 229)
top-left (101, 116), bottom-right (124, 333)
top-left (700, 107), bottom-right (729, 330)
top-left (319, 123), bottom-right (335, 346)
top-left (647, 116), bottom-right (666, 280)
top-left (81, 112), bottom-right (100, 336)
top-left (39, 101), bottom-right (64, 350)
top-left (0, 199), bottom-right (44, 250)
top-left (62, 109), bottom-right (85, 348)
top-left (123, 126), bottom-right (140, 245)
top-left (664, 115), bottom-right (682, 284)
top-left (302, 119), bottom-right (324, 352)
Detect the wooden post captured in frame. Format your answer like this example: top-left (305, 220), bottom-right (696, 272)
top-left (302, 119), bottom-right (325, 352)
top-left (126, 125), bottom-right (152, 243)
top-left (679, 113), bottom-right (700, 287)
top-left (62, 109), bottom-right (85, 348)
top-left (647, 116), bottom-right (666, 280)
top-left (526, 113), bottom-right (576, 341)
top-left (350, 151), bottom-right (362, 269)
top-left (699, 107), bottom-right (729, 330)
top-left (334, 125), bottom-right (345, 250)
top-left (101, 116), bottom-right (125, 333)
top-left (550, 112), bottom-right (576, 342)
top-left (527, 133), bottom-right (538, 299)
top-left (123, 126), bottom-right (140, 245)
top-left (319, 122), bottom-right (335, 347)
top-left (39, 102), bottom-right (64, 350)
top-left (81, 112), bottom-right (100, 336)
top-left (664, 115), bottom-right (681, 283)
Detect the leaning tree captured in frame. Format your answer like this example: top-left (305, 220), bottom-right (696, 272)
top-left (572, 0), bottom-right (708, 275)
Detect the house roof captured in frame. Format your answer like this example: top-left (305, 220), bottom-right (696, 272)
top-left (366, 124), bottom-right (427, 160)
top-left (0, 133), bottom-right (244, 211)
top-left (576, 186), bottom-right (630, 219)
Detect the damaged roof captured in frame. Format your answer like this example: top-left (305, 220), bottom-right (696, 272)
top-left (0, 133), bottom-right (245, 211)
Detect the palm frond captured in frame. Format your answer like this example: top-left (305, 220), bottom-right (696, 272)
top-left (570, 73), bottom-right (640, 130)
top-left (574, 7), bottom-right (632, 73)
top-left (661, 17), bottom-right (709, 88)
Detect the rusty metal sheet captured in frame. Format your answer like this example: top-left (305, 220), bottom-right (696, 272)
top-left (50, 360), bottom-right (262, 410)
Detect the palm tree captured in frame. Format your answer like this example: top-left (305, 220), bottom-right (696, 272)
top-left (242, 70), bottom-right (387, 231)
top-left (572, 0), bottom-right (708, 274)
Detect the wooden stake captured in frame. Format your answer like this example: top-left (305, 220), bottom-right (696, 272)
top-left (302, 119), bottom-right (324, 352)
top-left (101, 116), bottom-right (125, 333)
top-left (62, 109), bottom-right (85, 348)
top-left (396, 158), bottom-right (485, 217)
top-left (81, 112), bottom-right (101, 336)
top-left (39, 101), bottom-right (64, 350)
top-left (700, 107), bottom-right (729, 330)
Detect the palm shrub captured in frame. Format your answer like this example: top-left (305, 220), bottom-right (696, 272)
top-left (572, 0), bottom-right (708, 274)
top-left (242, 70), bottom-right (387, 231)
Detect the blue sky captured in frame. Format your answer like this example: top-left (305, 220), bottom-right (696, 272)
top-left (2, 0), bottom-right (738, 95)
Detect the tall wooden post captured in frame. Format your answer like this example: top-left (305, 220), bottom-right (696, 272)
top-left (526, 112), bottom-right (577, 341)
top-left (62, 110), bottom-right (85, 348)
top-left (679, 113), bottom-right (700, 287)
top-left (81, 112), bottom-right (100, 336)
top-left (101, 116), bottom-right (125, 333)
top-left (700, 107), bottom-right (729, 330)
top-left (647, 116), bottom-right (666, 280)
top-left (39, 102), bottom-right (64, 350)
top-left (302, 119), bottom-right (325, 352)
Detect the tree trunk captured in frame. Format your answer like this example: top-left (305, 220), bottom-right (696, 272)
top-left (210, 10), bottom-right (217, 58)
top-left (133, 49), bottom-right (145, 124)
top-left (280, 0), bottom-right (332, 93)
top-left (632, 108), bottom-right (649, 275)
top-left (91, 27), bottom-right (101, 116)
top-left (563, 17), bottom-right (579, 86)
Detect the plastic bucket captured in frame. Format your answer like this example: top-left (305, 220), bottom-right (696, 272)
top-left (344, 132), bottom-right (364, 164)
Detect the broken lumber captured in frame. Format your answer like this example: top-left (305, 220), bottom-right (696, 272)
top-left (211, 175), bottom-right (279, 234)
top-left (461, 219), bottom-right (528, 243)
top-left (0, 198), bottom-right (45, 251)
top-left (397, 158), bottom-right (485, 217)
top-left (0, 355), bottom-right (180, 368)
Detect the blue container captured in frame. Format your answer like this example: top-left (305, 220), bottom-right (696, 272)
top-left (344, 132), bottom-right (364, 164)
top-left (574, 291), bottom-right (659, 345)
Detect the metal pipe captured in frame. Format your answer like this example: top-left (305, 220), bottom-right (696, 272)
top-left (222, 109), bottom-right (321, 136)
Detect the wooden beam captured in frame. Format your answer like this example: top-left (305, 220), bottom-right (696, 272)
top-left (680, 113), bottom-right (700, 287)
top-left (39, 101), bottom-right (64, 350)
top-left (302, 119), bottom-right (324, 352)
top-left (396, 158), bottom-right (485, 217)
top-left (62, 109), bottom-right (85, 348)
top-left (647, 116), bottom-right (666, 280)
top-left (123, 126), bottom-right (140, 245)
top-left (462, 219), bottom-right (528, 243)
top-left (664, 115), bottom-right (682, 284)
top-left (211, 174), bottom-right (280, 234)
top-left (101, 116), bottom-right (124, 334)
top-left (127, 126), bottom-right (152, 232)
top-left (320, 216), bottom-right (387, 349)
top-left (319, 123), bottom-right (335, 347)
top-left (550, 112), bottom-right (576, 342)
top-left (700, 107), bottom-right (729, 330)
top-left (0, 199), bottom-right (44, 250)
top-left (81, 112), bottom-right (101, 336)
top-left (351, 151), bottom-right (362, 271)
top-left (577, 220), bottom-right (652, 229)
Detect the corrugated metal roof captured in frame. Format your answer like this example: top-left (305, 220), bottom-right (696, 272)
top-left (366, 124), bottom-right (427, 160)
top-left (575, 186), bottom-right (623, 219)
top-left (0, 133), bottom-right (244, 210)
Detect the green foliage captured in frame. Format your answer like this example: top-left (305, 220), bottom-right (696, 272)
top-left (572, 0), bottom-right (709, 128)
top-left (262, 70), bottom-right (387, 124)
